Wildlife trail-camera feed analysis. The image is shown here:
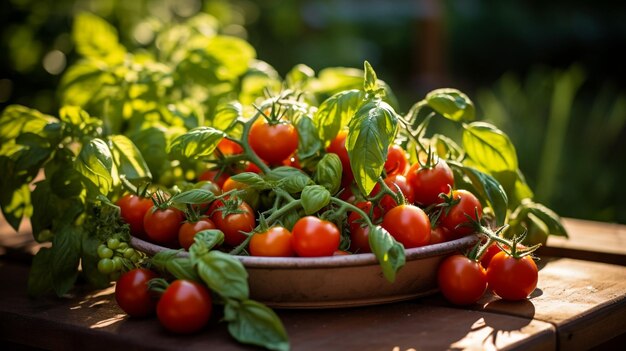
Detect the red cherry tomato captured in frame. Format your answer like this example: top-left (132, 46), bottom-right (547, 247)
top-left (370, 174), bottom-right (415, 212)
top-left (429, 226), bottom-right (449, 245)
top-left (117, 194), bottom-right (154, 239)
top-left (178, 219), bottom-right (217, 250)
top-left (382, 205), bottom-right (431, 248)
top-left (209, 200), bottom-right (255, 247)
top-left (487, 251), bottom-right (538, 301)
top-left (347, 201), bottom-right (382, 229)
top-left (326, 131), bottom-right (354, 185)
top-left (282, 154), bottom-right (301, 169)
top-left (157, 280), bottom-right (212, 334)
top-left (248, 120), bottom-right (298, 165)
top-left (384, 145), bottom-right (408, 176)
top-left (243, 162), bottom-right (263, 174)
top-left (440, 189), bottom-right (482, 238)
top-left (437, 255), bottom-right (487, 305)
top-left (144, 206), bottom-right (184, 247)
top-left (349, 225), bottom-right (371, 253)
top-left (480, 242), bottom-right (527, 268)
top-left (292, 216), bottom-right (340, 257)
top-left (405, 158), bottom-right (454, 206)
top-left (249, 226), bottom-right (294, 257)
top-left (216, 138), bottom-right (243, 155)
top-left (115, 268), bottom-right (158, 317)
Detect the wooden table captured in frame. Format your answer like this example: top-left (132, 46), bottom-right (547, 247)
top-left (0, 217), bottom-right (625, 350)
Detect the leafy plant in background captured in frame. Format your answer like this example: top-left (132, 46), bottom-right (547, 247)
top-left (477, 65), bottom-right (626, 224)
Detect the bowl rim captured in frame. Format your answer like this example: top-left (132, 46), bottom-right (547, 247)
top-left (130, 234), bottom-right (480, 269)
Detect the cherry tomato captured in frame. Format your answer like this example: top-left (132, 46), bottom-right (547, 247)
top-left (370, 174), bottom-right (415, 212)
top-left (333, 250), bottom-right (350, 256)
top-left (347, 201), bottom-right (382, 229)
top-left (248, 120), bottom-right (298, 165)
top-left (384, 145), bottom-right (408, 176)
top-left (437, 255), bottom-right (487, 305)
top-left (209, 200), bottom-right (255, 247)
top-left (243, 161), bottom-right (263, 174)
top-left (430, 226), bottom-right (449, 245)
top-left (480, 242), bottom-right (527, 268)
top-left (157, 280), bottom-right (212, 334)
top-left (349, 225), bottom-right (371, 253)
top-left (117, 194), bottom-right (153, 239)
top-left (405, 158), bottom-right (454, 206)
top-left (178, 219), bottom-right (217, 250)
top-left (144, 207), bottom-right (184, 247)
top-left (198, 169), bottom-right (229, 189)
top-left (382, 205), bottom-right (431, 248)
top-left (487, 251), bottom-right (538, 301)
top-left (115, 268), bottom-right (158, 317)
top-left (326, 131), bottom-right (353, 184)
top-left (292, 216), bottom-right (340, 257)
top-left (282, 154), bottom-right (301, 169)
top-left (193, 180), bottom-right (222, 196)
top-left (249, 226), bottom-right (294, 257)
top-left (440, 189), bottom-right (482, 238)
top-left (216, 138), bottom-right (243, 156)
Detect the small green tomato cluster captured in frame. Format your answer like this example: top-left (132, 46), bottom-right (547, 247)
top-left (96, 237), bottom-right (143, 280)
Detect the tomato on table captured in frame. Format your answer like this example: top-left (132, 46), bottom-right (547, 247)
top-left (382, 205), bottom-right (431, 248)
top-left (292, 216), bottom-right (340, 257)
top-left (437, 255), bottom-right (487, 305)
top-left (115, 268), bottom-right (158, 317)
top-left (249, 226), bottom-right (294, 257)
top-left (117, 194), bottom-right (153, 239)
top-left (440, 189), bottom-right (483, 238)
top-left (248, 119), bottom-right (298, 165)
top-left (487, 251), bottom-right (538, 301)
top-left (157, 280), bottom-right (212, 334)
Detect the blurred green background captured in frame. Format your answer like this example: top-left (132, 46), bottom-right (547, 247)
top-left (1, 0), bottom-right (625, 224)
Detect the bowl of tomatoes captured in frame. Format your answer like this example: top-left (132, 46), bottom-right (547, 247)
top-left (131, 233), bottom-right (479, 308)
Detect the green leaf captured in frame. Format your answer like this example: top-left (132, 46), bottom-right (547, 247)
top-left (225, 299), bottom-right (290, 351)
top-left (51, 226), bottom-right (83, 296)
top-left (0, 172), bottom-right (32, 232)
top-left (168, 127), bottom-right (226, 159)
top-left (230, 172), bottom-right (272, 190)
top-left (463, 122), bottom-right (518, 173)
top-left (167, 257), bottom-right (201, 281)
top-left (346, 100), bottom-right (398, 195)
top-left (522, 201), bottom-right (568, 237)
top-left (109, 135), bottom-right (152, 182)
top-left (195, 251), bottom-right (249, 300)
top-left (59, 106), bottom-right (91, 126)
top-left (450, 162), bottom-right (509, 226)
top-left (426, 88), bottom-right (475, 122)
top-left (267, 167), bottom-right (312, 193)
top-left (193, 229), bottom-right (225, 251)
top-left (211, 102), bottom-right (242, 131)
top-left (285, 64), bottom-right (315, 89)
top-left (204, 36), bottom-right (256, 81)
top-left (75, 138), bottom-right (115, 195)
top-left (170, 189), bottom-right (217, 205)
top-left (313, 89), bottom-right (364, 144)
top-left (0, 105), bottom-right (58, 145)
top-left (314, 153), bottom-right (343, 194)
top-left (296, 115), bottom-right (323, 160)
top-left (368, 226), bottom-right (405, 282)
top-left (59, 60), bottom-right (112, 107)
top-left (27, 248), bottom-right (54, 297)
top-left (363, 61), bottom-right (378, 95)
top-left (301, 185), bottom-right (331, 215)
top-left (128, 126), bottom-right (170, 182)
top-left (73, 12), bottom-right (126, 63)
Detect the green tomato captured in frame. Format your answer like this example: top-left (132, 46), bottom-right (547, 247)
top-left (97, 258), bottom-right (115, 275)
top-left (107, 238), bottom-right (120, 250)
top-left (97, 245), bottom-right (114, 259)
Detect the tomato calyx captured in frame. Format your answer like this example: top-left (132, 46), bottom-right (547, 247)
top-left (147, 277), bottom-right (170, 294)
top-left (416, 147), bottom-right (441, 170)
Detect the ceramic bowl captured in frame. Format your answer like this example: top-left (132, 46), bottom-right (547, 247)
top-left (131, 234), bottom-right (480, 309)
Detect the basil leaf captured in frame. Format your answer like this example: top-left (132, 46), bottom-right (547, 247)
top-left (59, 60), bottom-right (111, 107)
top-left (193, 229), bottom-right (225, 251)
top-left (211, 102), bottom-right (242, 131)
top-left (314, 153), bottom-right (342, 194)
top-left (109, 135), bottom-right (152, 182)
top-left (204, 36), bottom-right (256, 81)
top-left (170, 189), bottom-right (217, 205)
top-left (167, 257), bottom-right (200, 281)
top-left (314, 89), bottom-right (364, 144)
top-left (368, 226), bottom-right (405, 282)
top-left (463, 122), bottom-right (518, 173)
top-left (226, 299), bottom-right (290, 351)
top-left (128, 126), bottom-right (170, 182)
top-left (73, 12), bottom-right (126, 64)
top-left (301, 185), bottom-right (331, 215)
top-left (27, 248), bottom-right (54, 297)
top-left (0, 105), bottom-right (58, 144)
top-left (195, 251), bottom-right (249, 300)
top-left (451, 162), bottom-right (508, 226)
top-left (363, 61), bottom-right (378, 95)
top-left (522, 201), bottom-right (568, 237)
top-left (168, 126), bottom-right (226, 160)
top-left (51, 226), bottom-right (82, 296)
top-left (285, 63), bottom-right (315, 89)
top-left (0, 157), bottom-right (32, 230)
top-left (296, 115), bottom-right (323, 160)
top-left (346, 100), bottom-right (398, 195)
top-left (426, 88), bottom-right (475, 122)
top-left (75, 138), bottom-right (115, 196)
top-left (278, 174), bottom-right (312, 194)
top-left (230, 172), bottom-right (272, 190)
